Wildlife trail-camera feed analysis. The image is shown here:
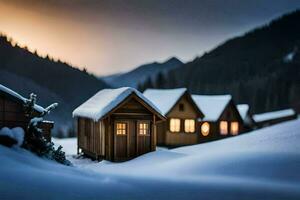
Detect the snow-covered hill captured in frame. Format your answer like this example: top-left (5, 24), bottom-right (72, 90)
top-left (1, 119), bottom-right (300, 199)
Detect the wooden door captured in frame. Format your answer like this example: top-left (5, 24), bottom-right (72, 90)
top-left (114, 120), bottom-right (138, 161)
top-left (114, 120), bottom-right (151, 161)
top-left (114, 121), bottom-right (128, 161)
top-left (137, 120), bottom-right (151, 155)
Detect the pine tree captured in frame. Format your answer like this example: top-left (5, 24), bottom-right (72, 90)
top-left (137, 83), bottom-right (144, 92)
top-left (143, 76), bottom-right (154, 90)
top-left (155, 72), bottom-right (165, 89)
top-left (166, 71), bottom-right (178, 88)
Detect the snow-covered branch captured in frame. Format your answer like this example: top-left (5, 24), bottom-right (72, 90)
top-left (42, 103), bottom-right (59, 116)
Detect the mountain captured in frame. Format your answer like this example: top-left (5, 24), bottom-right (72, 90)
top-left (101, 57), bottom-right (183, 88)
top-left (0, 35), bottom-right (110, 135)
top-left (141, 10), bottom-right (300, 114)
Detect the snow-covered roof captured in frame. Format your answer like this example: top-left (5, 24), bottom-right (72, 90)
top-left (192, 94), bottom-right (232, 121)
top-left (143, 88), bottom-right (187, 115)
top-left (73, 87), bottom-right (164, 121)
top-left (237, 104), bottom-right (250, 121)
top-left (253, 109), bottom-right (296, 123)
top-left (0, 84), bottom-right (45, 113)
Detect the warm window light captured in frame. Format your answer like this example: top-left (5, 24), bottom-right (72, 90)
top-left (201, 122), bottom-right (210, 136)
top-left (230, 122), bottom-right (239, 135)
top-left (170, 118), bottom-right (181, 132)
top-left (116, 123), bottom-right (127, 135)
top-left (220, 121), bottom-right (228, 135)
top-left (139, 122), bottom-right (149, 135)
top-left (184, 119), bottom-right (195, 133)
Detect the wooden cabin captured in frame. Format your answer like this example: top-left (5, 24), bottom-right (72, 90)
top-left (253, 109), bottom-right (297, 128)
top-left (192, 95), bottom-right (243, 143)
top-left (237, 104), bottom-right (255, 131)
top-left (73, 87), bottom-right (165, 162)
top-left (143, 88), bottom-right (204, 147)
top-left (0, 84), bottom-right (54, 142)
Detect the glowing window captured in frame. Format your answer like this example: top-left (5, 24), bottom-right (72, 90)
top-left (139, 122), bottom-right (149, 135)
top-left (184, 119), bottom-right (195, 133)
top-left (230, 122), bottom-right (239, 135)
top-left (201, 122), bottom-right (210, 136)
top-left (170, 118), bottom-right (181, 132)
top-left (116, 123), bottom-right (127, 135)
top-left (220, 121), bottom-right (228, 135)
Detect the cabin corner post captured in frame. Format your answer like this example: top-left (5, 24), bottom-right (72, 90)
top-left (126, 120), bottom-right (130, 158)
top-left (93, 121), bottom-right (97, 159)
top-left (76, 117), bottom-right (80, 155)
top-left (151, 114), bottom-right (156, 151)
top-left (108, 116), bottom-right (113, 161)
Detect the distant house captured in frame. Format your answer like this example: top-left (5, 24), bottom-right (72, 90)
top-left (237, 104), bottom-right (255, 131)
top-left (253, 109), bottom-right (297, 128)
top-left (192, 95), bottom-right (243, 142)
top-left (143, 88), bottom-right (204, 147)
top-left (0, 84), bottom-right (53, 141)
top-left (73, 87), bottom-right (165, 162)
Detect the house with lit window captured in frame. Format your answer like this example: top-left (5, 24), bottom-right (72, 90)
top-left (237, 104), bottom-right (255, 131)
top-left (143, 88), bottom-right (204, 147)
top-left (73, 87), bottom-right (165, 162)
top-left (192, 94), bottom-right (243, 142)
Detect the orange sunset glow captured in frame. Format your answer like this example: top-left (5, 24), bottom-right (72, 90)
top-left (1, 0), bottom-right (300, 75)
top-left (0, 3), bottom-right (109, 74)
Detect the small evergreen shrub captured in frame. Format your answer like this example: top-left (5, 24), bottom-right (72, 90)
top-left (23, 93), bottom-right (72, 166)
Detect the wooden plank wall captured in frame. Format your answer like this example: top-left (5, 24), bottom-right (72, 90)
top-left (95, 120), bottom-right (105, 157)
top-left (0, 94), bottom-right (30, 129)
top-left (77, 117), bottom-right (105, 159)
top-left (38, 121), bottom-right (54, 142)
top-left (151, 115), bottom-right (156, 151)
top-left (137, 135), bottom-right (151, 155)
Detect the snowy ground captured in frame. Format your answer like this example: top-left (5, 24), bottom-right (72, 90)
top-left (1, 120), bottom-right (300, 200)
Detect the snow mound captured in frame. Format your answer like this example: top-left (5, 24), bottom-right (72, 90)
top-left (0, 127), bottom-right (25, 146)
top-left (2, 119), bottom-right (300, 199)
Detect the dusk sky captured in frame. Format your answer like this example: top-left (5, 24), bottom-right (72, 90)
top-left (0, 0), bottom-right (300, 75)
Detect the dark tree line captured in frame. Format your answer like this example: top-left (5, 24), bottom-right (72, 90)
top-left (139, 10), bottom-right (300, 114)
top-left (0, 33), bottom-right (110, 136)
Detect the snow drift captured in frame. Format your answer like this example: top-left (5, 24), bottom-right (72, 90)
top-left (0, 127), bottom-right (24, 146)
top-left (1, 119), bottom-right (300, 199)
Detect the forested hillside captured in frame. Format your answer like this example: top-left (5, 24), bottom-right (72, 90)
top-left (140, 10), bottom-right (300, 114)
top-left (102, 57), bottom-right (183, 88)
top-left (0, 35), bottom-right (109, 135)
